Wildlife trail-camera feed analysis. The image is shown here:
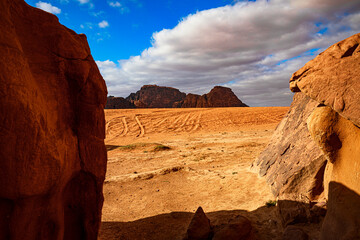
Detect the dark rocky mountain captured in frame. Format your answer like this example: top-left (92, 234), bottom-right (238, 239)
top-left (126, 85), bottom-right (186, 108)
top-left (106, 85), bottom-right (248, 108)
top-left (106, 96), bottom-right (135, 109)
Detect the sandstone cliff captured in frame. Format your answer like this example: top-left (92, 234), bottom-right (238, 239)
top-left (290, 33), bottom-right (360, 240)
top-left (106, 85), bottom-right (247, 108)
top-left (0, 0), bottom-right (107, 239)
top-left (126, 85), bottom-right (186, 108)
top-left (106, 96), bottom-right (135, 109)
top-left (256, 33), bottom-right (360, 239)
top-left (181, 86), bottom-right (248, 108)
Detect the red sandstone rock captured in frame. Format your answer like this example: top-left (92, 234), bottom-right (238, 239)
top-left (106, 96), bottom-right (135, 109)
top-left (205, 86), bottom-right (248, 107)
top-left (0, 0), bottom-right (107, 239)
top-left (289, 33), bottom-right (360, 127)
top-left (110, 85), bottom-right (248, 109)
top-left (181, 93), bottom-right (209, 108)
top-left (290, 33), bottom-right (360, 240)
top-left (126, 85), bottom-right (186, 108)
top-left (181, 86), bottom-right (248, 108)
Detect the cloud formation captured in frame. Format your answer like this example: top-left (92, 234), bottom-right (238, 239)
top-left (78, 0), bottom-right (90, 4)
top-left (98, 20), bottom-right (109, 28)
top-left (109, 1), bottom-right (122, 7)
top-left (35, 1), bottom-right (61, 14)
top-left (97, 0), bottom-right (360, 106)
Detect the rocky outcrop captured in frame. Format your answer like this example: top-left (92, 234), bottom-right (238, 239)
top-left (106, 85), bottom-right (248, 109)
top-left (184, 207), bottom-right (253, 240)
top-left (181, 86), bottom-right (248, 108)
top-left (257, 33), bottom-right (360, 239)
top-left (126, 85), bottom-right (186, 108)
top-left (0, 0), bottom-right (107, 239)
top-left (205, 86), bottom-right (248, 107)
top-left (253, 92), bottom-right (326, 200)
top-left (106, 96), bottom-right (135, 109)
top-left (290, 33), bottom-right (360, 240)
top-left (181, 93), bottom-right (209, 108)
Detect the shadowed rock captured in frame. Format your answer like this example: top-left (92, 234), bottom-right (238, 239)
top-left (0, 0), bottom-right (107, 239)
top-left (282, 226), bottom-right (309, 240)
top-left (106, 96), bottom-right (135, 109)
top-left (184, 207), bottom-right (212, 240)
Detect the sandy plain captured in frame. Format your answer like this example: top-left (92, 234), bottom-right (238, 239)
top-left (99, 107), bottom-right (289, 240)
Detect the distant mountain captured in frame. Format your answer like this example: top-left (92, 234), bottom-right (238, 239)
top-left (106, 85), bottom-right (248, 109)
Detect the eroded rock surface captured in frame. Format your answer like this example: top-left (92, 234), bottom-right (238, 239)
top-left (253, 93), bottom-right (326, 201)
top-left (182, 86), bottom-right (248, 108)
top-left (0, 0), bottom-right (107, 239)
top-left (258, 33), bottom-right (360, 239)
top-left (291, 33), bottom-right (360, 240)
top-left (106, 96), bottom-right (135, 109)
top-left (290, 33), bottom-right (360, 127)
top-left (106, 85), bottom-right (248, 108)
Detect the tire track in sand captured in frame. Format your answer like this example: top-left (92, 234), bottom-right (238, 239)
top-left (121, 117), bottom-right (128, 136)
top-left (106, 117), bottom-right (125, 138)
top-left (135, 115), bottom-right (145, 137)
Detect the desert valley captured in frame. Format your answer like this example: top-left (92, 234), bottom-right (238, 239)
top-left (99, 107), bottom-right (289, 239)
top-left (1, 0), bottom-right (360, 240)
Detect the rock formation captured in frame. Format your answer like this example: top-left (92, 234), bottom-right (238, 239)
top-left (0, 0), bottom-right (107, 239)
top-left (181, 86), bottom-right (248, 108)
top-left (253, 92), bottom-right (326, 200)
top-left (106, 96), bottom-right (135, 109)
top-left (126, 85), bottom-right (186, 108)
top-left (184, 207), bottom-right (253, 240)
top-left (256, 33), bottom-right (360, 239)
top-left (106, 85), bottom-right (247, 109)
top-left (290, 33), bottom-right (360, 240)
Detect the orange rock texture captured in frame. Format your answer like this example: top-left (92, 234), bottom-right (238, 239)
top-left (0, 0), bottom-right (107, 239)
top-left (291, 33), bottom-right (360, 240)
top-left (257, 33), bottom-right (360, 239)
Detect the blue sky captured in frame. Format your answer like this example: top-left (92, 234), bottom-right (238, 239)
top-left (25, 0), bottom-right (360, 106)
top-left (24, 0), bottom-right (238, 61)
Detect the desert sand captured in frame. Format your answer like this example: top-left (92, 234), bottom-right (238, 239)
top-left (99, 107), bottom-right (289, 240)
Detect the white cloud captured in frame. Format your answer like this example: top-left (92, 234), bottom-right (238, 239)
top-left (98, 0), bottom-right (360, 106)
top-left (98, 20), bottom-right (109, 28)
top-left (109, 1), bottom-right (122, 7)
top-left (78, 0), bottom-right (89, 4)
top-left (35, 1), bottom-right (61, 14)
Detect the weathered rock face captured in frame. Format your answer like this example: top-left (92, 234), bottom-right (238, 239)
top-left (294, 33), bottom-right (360, 239)
top-left (106, 96), bottom-right (135, 109)
top-left (181, 86), bottom-right (248, 108)
top-left (181, 93), bottom-right (209, 108)
top-left (290, 33), bottom-right (360, 127)
top-left (306, 106), bottom-right (360, 240)
top-left (0, 0), bottom-right (107, 239)
top-left (205, 86), bottom-right (248, 107)
top-left (257, 33), bottom-right (360, 239)
top-left (126, 85), bottom-right (186, 108)
top-left (107, 85), bottom-right (248, 109)
top-left (253, 92), bottom-right (326, 201)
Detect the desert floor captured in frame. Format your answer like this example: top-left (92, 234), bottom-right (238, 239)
top-left (99, 107), bottom-right (289, 240)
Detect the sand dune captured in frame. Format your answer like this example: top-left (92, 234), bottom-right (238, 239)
top-left (100, 107), bottom-right (289, 240)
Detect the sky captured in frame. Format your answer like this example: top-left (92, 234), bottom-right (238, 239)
top-left (24, 0), bottom-right (360, 106)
